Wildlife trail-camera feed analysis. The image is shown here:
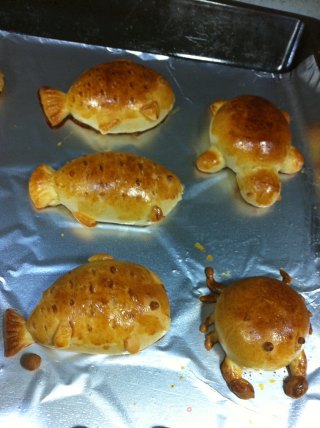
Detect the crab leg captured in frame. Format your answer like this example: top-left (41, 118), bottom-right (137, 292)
top-left (204, 331), bottom-right (219, 351)
top-left (220, 357), bottom-right (255, 400)
top-left (280, 269), bottom-right (292, 285)
top-left (200, 312), bottom-right (215, 334)
top-left (284, 350), bottom-right (308, 398)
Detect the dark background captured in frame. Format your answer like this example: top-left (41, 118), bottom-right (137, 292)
top-left (0, 0), bottom-right (319, 72)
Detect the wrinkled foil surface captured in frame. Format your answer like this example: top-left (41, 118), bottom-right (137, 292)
top-left (0, 30), bottom-right (319, 428)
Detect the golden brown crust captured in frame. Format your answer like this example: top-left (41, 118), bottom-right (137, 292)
top-left (210, 95), bottom-right (291, 168)
top-left (29, 151), bottom-right (183, 226)
top-left (26, 257), bottom-right (170, 354)
top-left (196, 95), bottom-right (304, 207)
top-left (39, 59), bottom-right (175, 134)
top-left (214, 277), bottom-right (311, 370)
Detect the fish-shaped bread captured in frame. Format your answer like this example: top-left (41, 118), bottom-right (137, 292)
top-left (196, 95), bottom-right (304, 208)
top-left (4, 254), bottom-right (171, 356)
top-left (38, 59), bottom-right (175, 134)
top-left (29, 151), bottom-right (183, 227)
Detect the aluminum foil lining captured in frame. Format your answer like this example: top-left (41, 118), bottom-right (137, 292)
top-left (0, 30), bottom-right (319, 428)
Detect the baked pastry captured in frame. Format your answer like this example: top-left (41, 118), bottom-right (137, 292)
top-left (4, 254), bottom-right (170, 356)
top-left (200, 267), bottom-right (312, 399)
top-left (29, 151), bottom-right (183, 227)
top-left (196, 95), bottom-right (304, 207)
top-left (39, 59), bottom-right (175, 134)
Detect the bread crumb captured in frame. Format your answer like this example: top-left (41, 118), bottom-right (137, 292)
top-left (258, 383), bottom-right (264, 391)
top-left (20, 353), bottom-right (41, 371)
top-left (194, 242), bottom-right (205, 252)
top-left (206, 254), bottom-right (213, 261)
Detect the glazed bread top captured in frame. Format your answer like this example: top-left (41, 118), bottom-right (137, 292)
top-left (214, 276), bottom-right (311, 370)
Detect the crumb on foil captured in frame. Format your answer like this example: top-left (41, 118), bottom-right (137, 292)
top-left (194, 242), bottom-right (206, 252)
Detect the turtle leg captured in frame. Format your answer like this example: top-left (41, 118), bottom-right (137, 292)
top-left (284, 350), bottom-right (308, 398)
top-left (280, 146), bottom-right (304, 174)
top-left (236, 167), bottom-right (281, 208)
top-left (196, 145), bottom-right (225, 173)
top-left (209, 100), bottom-right (226, 116)
top-left (281, 110), bottom-right (290, 124)
top-left (220, 357), bottom-right (255, 399)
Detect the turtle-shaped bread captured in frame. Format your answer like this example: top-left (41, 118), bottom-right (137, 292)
top-left (196, 95), bottom-right (304, 207)
top-left (4, 254), bottom-right (170, 357)
top-left (200, 267), bottom-right (312, 399)
top-left (39, 59), bottom-right (175, 134)
top-left (29, 151), bottom-right (183, 227)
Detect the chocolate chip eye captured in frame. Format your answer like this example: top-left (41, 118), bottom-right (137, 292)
top-left (298, 337), bottom-right (305, 344)
top-left (263, 342), bottom-right (274, 352)
top-left (150, 301), bottom-right (160, 310)
top-left (110, 266), bottom-right (117, 274)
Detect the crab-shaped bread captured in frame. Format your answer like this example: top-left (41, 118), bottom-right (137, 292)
top-left (200, 267), bottom-right (312, 399)
top-left (196, 95), bottom-right (304, 207)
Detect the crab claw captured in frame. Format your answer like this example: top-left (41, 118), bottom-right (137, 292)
top-left (284, 350), bottom-right (308, 398)
top-left (220, 357), bottom-right (255, 399)
top-left (284, 376), bottom-right (308, 399)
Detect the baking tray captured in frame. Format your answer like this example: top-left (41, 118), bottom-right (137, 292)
top-left (0, 2), bottom-right (320, 428)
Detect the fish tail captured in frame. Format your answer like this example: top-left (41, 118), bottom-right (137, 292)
top-left (29, 164), bottom-right (59, 209)
top-left (4, 309), bottom-right (34, 357)
top-left (38, 87), bottom-right (69, 127)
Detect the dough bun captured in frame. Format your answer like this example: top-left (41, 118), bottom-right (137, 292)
top-left (215, 276), bottom-right (311, 370)
top-left (196, 95), bottom-right (304, 207)
top-left (39, 59), bottom-right (175, 134)
top-left (29, 151), bottom-right (183, 227)
top-left (4, 255), bottom-right (171, 356)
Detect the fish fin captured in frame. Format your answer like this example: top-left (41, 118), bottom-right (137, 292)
top-left (88, 254), bottom-right (114, 262)
top-left (140, 100), bottom-right (160, 121)
top-left (124, 334), bottom-right (140, 354)
top-left (98, 118), bottom-right (120, 134)
top-left (39, 87), bottom-right (69, 127)
top-left (4, 309), bottom-right (34, 357)
top-left (72, 211), bottom-right (97, 227)
top-left (53, 321), bottom-right (72, 348)
top-left (29, 164), bottom-right (59, 209)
